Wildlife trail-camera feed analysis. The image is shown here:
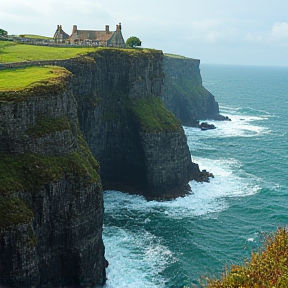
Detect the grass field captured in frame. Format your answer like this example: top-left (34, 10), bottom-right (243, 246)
top-left (0, 40), bottom-right (96, 63)
top-left (0, 66), bottom-right (70, 91)
top-left (21, 34), bottom-right (53, 40)
top-left (164, 53), bottom-right (190, 59)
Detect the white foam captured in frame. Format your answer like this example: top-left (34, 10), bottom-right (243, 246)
top-left (187, 119), bottom-right (268, 141)
top-left (103, 227), bottom-right (174, 288)
top-left (103, 155), bottom-right (261, 286)
top-left (185, 107), bottom-right (270, 140)
top-left (103, 104), bottom-right (264, 286)
top-left (104, 156), bottom-right (260, 222)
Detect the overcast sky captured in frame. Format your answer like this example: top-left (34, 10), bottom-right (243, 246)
top-left (1, 0), bottom-right (288, 66)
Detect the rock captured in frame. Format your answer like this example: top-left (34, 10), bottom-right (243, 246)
top-left (0, 76), bottom-right (106, 287)
top-left (210, 113), bottom-right (231, 121)
top-left (199, 122), bottom-right (216, 130)
top-left (60, 49), bottom-right (200, 199)
top-left (162, 54), bottom-right (230, 126)
top-left (0, 49), bottom-right (215, 286)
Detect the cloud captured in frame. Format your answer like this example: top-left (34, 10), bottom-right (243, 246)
top-left (270, 22), bottom-right (288, 41)
top-left (245, 22), bottom-right (288, 48)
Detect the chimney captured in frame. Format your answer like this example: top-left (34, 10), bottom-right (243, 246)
top-left (73, 25), bottom-right (77, 33)
top-left (105, 25), bottom-right (109, 34)
top-left (116, 23), bottom-right (121, 31)
top-left (60, 25), bottom-right (62, 30)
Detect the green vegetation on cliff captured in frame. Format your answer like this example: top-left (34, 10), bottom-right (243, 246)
top-left (0, 40), bottom-right (159, 64)
top-left (132, 97), bottom-right (182, 133)
top-left (0, 197), bottom-right (34, 228)
top-left (172, 74), bottom-right (205, 101)
top-left (0, 132), bottom-right (100, 226)
top-left (92, 46), bottom-right (162, 58)
top-left (0, 149), bottom-right (100, 195)
top-left (0, 66), bottom-right (70, 90)
top-left (26, 116), bottom-right (71, 138)
top-left (205, 228), bottom-right (288, 288)
top-left (0, 66), bottom-right (71, 101)
top-left (163, 54), bottom-right (219, 125)
top-left (164, 53), bottom-right (189, 59)
top-left (0, 40), bottom-right (96, 63)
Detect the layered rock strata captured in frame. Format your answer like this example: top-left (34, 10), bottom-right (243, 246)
top-left (60, 49), bottom-right (200, 199)
top-left (0, 69), bottom-right (106, 287)
top-left (0, 49), bottom-right (211, 287)
top-left (162, 54), bottom-right (228, 126)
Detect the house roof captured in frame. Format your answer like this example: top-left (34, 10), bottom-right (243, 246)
top-left (54, 26), bottom-right (69, 39)
top-left (74, 30), bottom-right (114, 41)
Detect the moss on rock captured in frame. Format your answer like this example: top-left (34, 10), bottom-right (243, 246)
top-left (0, 196), bottom-right (34, 228)
top-left (26, 116), bottom-right (71, 138)
top-left (131, 97), bottom-right (182, 133)
top-left (0, 149), bottom-right (100, 195)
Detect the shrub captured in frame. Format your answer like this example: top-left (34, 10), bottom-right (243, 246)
top-left (205, 228), bottom-right (288, 288)
top-left (126, 36), bottom-right (142, 48)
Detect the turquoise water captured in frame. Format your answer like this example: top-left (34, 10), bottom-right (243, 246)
top-left (102, 65), bottom-right (288, 288)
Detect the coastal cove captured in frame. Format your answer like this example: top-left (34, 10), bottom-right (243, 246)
top-left (0, 43), bottom-right (222, 287)
top-left (2, 0), bottom-right (288, 285)
top-left (0, 39), bottom-right (287, 287)
top-left (103, 64), bottom-right (288, 287)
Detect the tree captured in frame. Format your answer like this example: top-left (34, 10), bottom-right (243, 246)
top-left (126, 36), bottom-right (142, 48)
top-left (0, 28), bottom-right (8, 37)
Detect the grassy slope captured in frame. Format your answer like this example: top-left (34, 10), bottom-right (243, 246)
top-left (0, 66), bottom-right (70, 91)
top-left (0, 41), bottom-right (159, 63)
top-left (0, 41), bottom-right (96, 63)
top-left (21, 34), bottom-right (53, 40)
top-left (0, 65), bottom-right (72, 102)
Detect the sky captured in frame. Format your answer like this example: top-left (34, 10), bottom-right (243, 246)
top-left (1, 0), bottom-right (288, 66)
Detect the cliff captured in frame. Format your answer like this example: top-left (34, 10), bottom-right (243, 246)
top-left (59, 48), bottom-right (201, 199)
top-left (0, 48), bottom-right (208, 287)
top-left (162, 54), bottom-right (227, 126)
top-left (0, 67), bottom-right (106, 287)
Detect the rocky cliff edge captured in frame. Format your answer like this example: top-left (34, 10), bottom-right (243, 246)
top-left (0, 66), bottom-right (106, 287)
top-left (163, 54), bottom-right (229, 126)
top-left (0, 48), bottom-right (208, 287)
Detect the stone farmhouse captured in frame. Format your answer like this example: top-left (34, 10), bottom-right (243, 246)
top-left (53, 23), bottom-right (125, 47)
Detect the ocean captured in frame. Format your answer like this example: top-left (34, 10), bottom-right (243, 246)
top-left (102, 64), bottom-right (288, 288)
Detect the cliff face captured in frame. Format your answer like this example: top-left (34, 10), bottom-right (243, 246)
top-left (162, 55), bottom-right (222, 126)
top-left (0, 49), bottom-right (205, 287)
top-left (0, 73), bottom-right (106, 287)
top-left (60, 49), bottom-right (199, 198)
